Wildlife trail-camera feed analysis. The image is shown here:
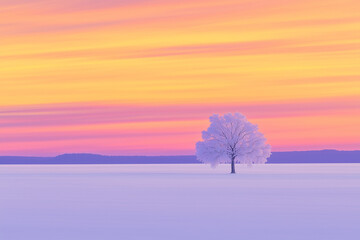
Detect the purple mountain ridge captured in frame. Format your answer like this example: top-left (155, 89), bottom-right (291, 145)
top-left (0, 150), bottom-right (359, 164)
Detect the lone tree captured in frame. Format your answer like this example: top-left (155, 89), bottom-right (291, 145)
top-left (196, 113), bottom-right (271, 173)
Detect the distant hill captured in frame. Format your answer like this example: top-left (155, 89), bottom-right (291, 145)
top-left (268, 150), bottom-right (360, 163)
top-left (0, 150), bottom-right (359, 164)
top-left (0, 154), bottom-right (198, 164)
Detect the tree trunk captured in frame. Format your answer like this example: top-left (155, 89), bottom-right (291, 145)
top-left (231, 157), bottom-right (236, 174)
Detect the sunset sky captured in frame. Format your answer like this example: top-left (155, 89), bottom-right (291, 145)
top-left (1, 0), bottom-right (359, 156)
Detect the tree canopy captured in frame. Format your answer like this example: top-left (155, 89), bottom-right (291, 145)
top-left (196, 113), bottom-right (271, 172)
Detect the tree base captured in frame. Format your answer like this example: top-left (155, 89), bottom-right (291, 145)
top-left (231, 157), bottom-right (236, 174)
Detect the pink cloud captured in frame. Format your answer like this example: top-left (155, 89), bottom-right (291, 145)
top-left (1, 96), bottom-right (359, 128)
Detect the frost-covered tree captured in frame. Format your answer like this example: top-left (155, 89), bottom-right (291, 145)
top-left (196, 113), bottom-right (271, 173)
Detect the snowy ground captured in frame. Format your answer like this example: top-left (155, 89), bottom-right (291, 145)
top-left (1, 164), bottom-right (360, 240)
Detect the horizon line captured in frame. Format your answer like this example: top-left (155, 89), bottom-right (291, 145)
top-left (1, 149), bottom-right (359, 158)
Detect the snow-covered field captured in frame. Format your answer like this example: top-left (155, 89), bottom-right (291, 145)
top-left (1, 164), bottom-right (359, 240)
